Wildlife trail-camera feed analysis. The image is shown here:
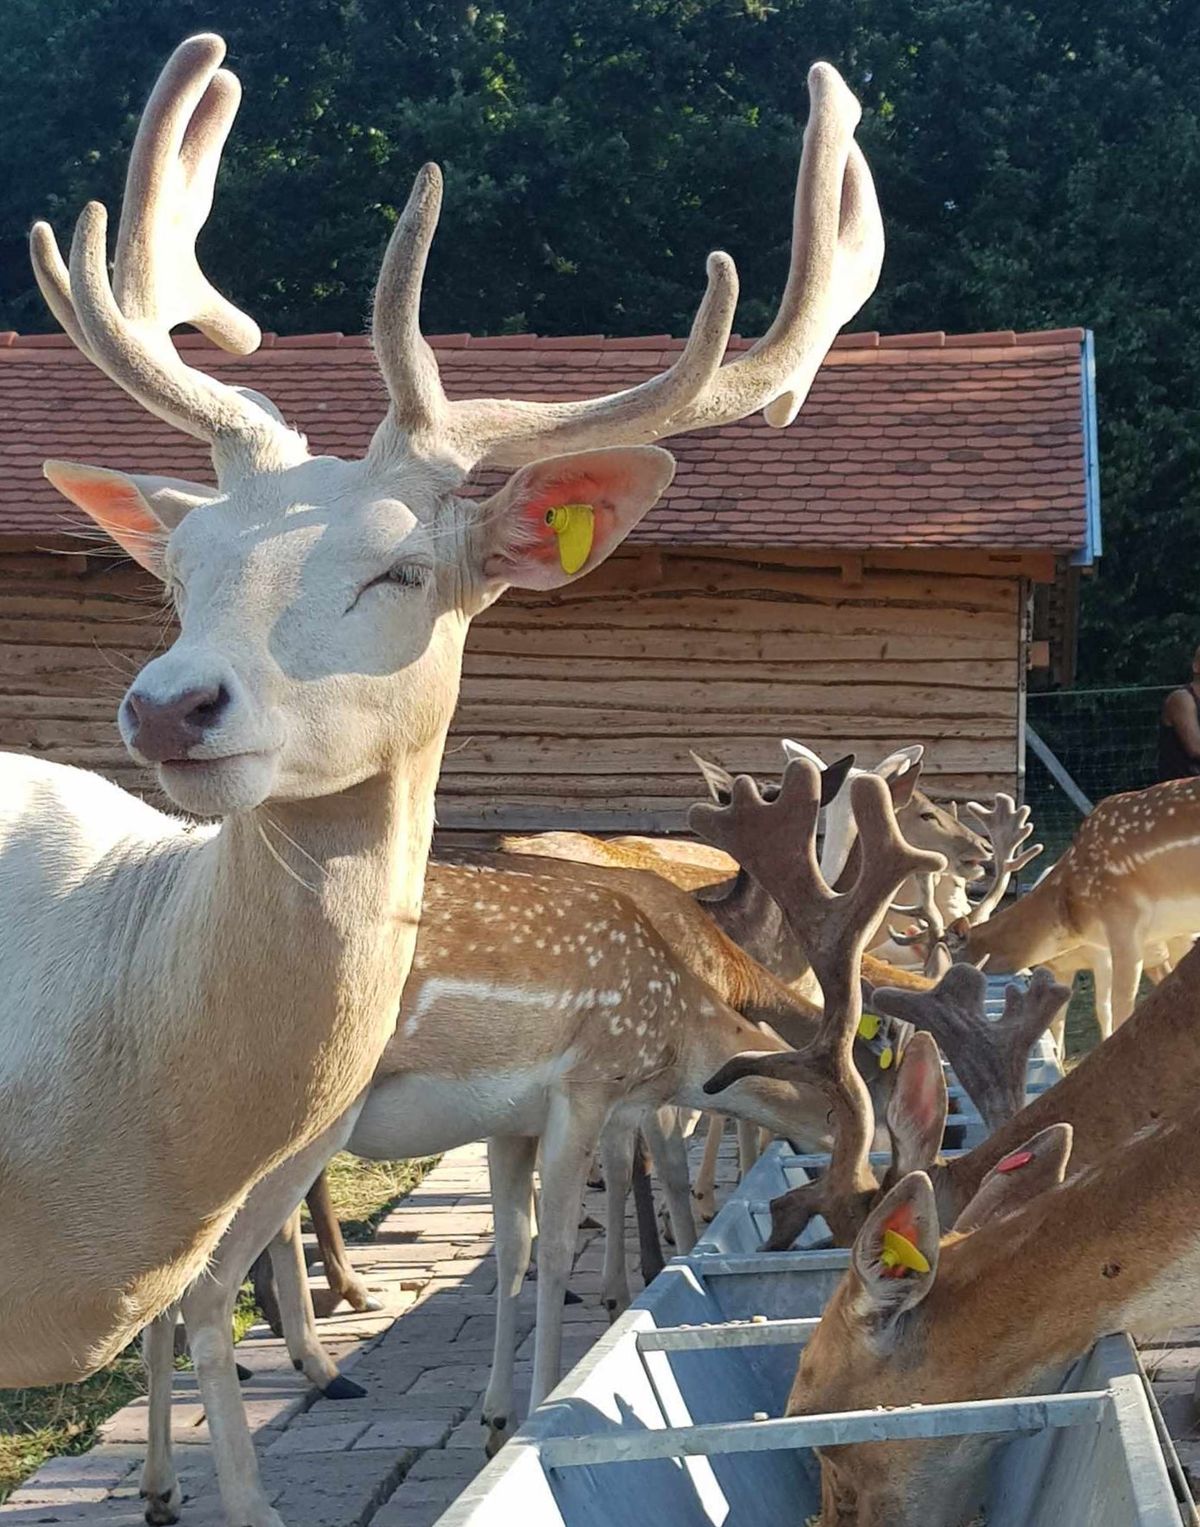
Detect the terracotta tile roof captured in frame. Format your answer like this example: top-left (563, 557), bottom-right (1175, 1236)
top-left (0, 327), bottom-right (1091, 552)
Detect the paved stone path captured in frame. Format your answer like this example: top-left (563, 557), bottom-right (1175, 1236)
top-left (3, 1131), bottom-right (742, 1527)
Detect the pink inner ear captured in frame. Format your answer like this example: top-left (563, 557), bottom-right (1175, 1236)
top-left (520, 471), bottom-right (614, 565)
top-left (45, 465), bottom-right (160, 546)
top-left (882, 1199), bottom-right (921, 1245)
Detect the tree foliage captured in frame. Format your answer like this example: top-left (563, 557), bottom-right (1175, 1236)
top-left (2, 0), bottom-right (1199, 683)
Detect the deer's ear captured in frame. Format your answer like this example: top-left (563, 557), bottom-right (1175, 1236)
top-left (850, 1173), bottom-right (940, 1334)
top-left (44, 460), bottom-right (216, 578)
top-left (887, 762), bottom-right (923, 811)
top-left (781, 738), bottom-right (825, 768)
top-left (876, 744), bottom-right (924, 780)
top-left (952, 1123), bottom-right (1073, 1235)
top-left (820, 753), bottom-right (856, 805)
top-left (886, 1033), bottom-right (947, 1176)
top-left (476, 446), bottom-right (674, 593)
top-left (690, 749), bottom-right (735, 803)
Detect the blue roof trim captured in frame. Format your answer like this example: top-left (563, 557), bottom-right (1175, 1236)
top-left (1073, 328), bottom-right (1101, 566)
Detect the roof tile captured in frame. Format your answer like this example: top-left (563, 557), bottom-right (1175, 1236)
top-left (0, 327), bottom-right (1088, 551)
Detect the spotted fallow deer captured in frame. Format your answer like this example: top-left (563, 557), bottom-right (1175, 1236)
top-left (961, 775), bottom-right (1200, 1037)
top-left (138, 792), bottom-right (933, 1522)
top-left (4, 31), bottom-right (883, 1400)
top-left (787, 1089), bottom-right (1200, 1527)
top-left (503, 751), bottom-right (934, 1224)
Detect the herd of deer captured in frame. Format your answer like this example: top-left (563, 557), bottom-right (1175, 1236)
top-left (2, 32), bottom-right (1199, 1527)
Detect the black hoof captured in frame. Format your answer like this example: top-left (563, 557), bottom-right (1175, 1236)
top-left (563, 1288), bottom-right (583, 1306)
top-left (323, 1374), bottom-right (367, 1400)
top-left (235, 1362), bottom-right (253, 1381)
top-left (292, 1358), bottom-right (303, 1372)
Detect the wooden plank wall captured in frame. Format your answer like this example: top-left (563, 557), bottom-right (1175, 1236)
top-left (447, 547), bottom-right (1021, 829)
top-left (0, 546), bottom-right (1021, 829)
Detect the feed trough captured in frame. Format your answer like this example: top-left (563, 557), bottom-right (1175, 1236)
top-left (437, 1000), bottom-right (1195, 1526)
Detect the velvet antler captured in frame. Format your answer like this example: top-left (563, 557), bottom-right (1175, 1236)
top-left (691, 758), bottom-right (946, 1243)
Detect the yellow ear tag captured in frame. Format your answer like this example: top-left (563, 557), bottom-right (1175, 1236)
top-left (878, 1044), bottom-right (894, 1071)
top-left (880, 1228), bottom-right (931, 1275)
top-left (544, 503), bottom-right (595, 575)
top-left (858, 1013), bottom-right (881, 1041)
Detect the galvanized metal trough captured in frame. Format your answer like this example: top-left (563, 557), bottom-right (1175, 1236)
top-left (437, 988), bottom-right (1195, 1526)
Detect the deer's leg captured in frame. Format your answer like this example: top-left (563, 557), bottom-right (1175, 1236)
top-left (530, 1094), bottom-right (608, 1413)
top-left (736, 1117), bottom-right (760, 1175)
top-left (1091, 947), bottom-right (1114, 1043)
top-left (267, 1207), bottom-right (364, 1395)
top-left (692, 1114), bottom-right (725, 1222)
top-left (631, 1131), bottom-right (666, 1282)
top-left (179, 1114), bottom-right (357, 1527)
top-left (140, 1308), bottom-right (182, 1526)
top-left (306, 1171), bottom-right (381, 1317)
top-left (483, 1134), bottom-right (537, 1456)
top-left (1108, 923), bottom-right (1145, 1032)
top-left (643, 1107), bottom-right (697, 1255)
top-left (598, 1120), bottom-right (635, 1318)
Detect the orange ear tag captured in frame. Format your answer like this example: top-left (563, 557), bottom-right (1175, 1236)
top-left (996, 1149), bottom-right (1033, 1174)
top-left (879, 1228), bottom-right (931, 1278)
top-left (544, 503), bottom-right (595, 574)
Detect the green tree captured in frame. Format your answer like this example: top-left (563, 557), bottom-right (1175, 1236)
top-left (2, 0), bottom-right (1199, 683)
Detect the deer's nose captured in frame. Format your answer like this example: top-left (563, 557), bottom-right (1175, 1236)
top-left (123, 683), bottom-right (230, 762)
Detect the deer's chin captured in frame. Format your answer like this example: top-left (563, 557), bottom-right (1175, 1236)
top-left (156, 751), bottom-right (280, 817)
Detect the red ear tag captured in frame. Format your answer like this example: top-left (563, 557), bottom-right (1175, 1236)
top-left (996, 1150), bottom-right (1033, 1174)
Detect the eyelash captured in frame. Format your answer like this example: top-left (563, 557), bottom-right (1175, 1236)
top-left (351, 563), bottom-right (431, 608)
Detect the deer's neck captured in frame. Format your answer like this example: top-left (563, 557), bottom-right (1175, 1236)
top-left (142, 741), bottom-right (445, 1207)
top-left (701, 869), bottom-right (813, 985)
top-left (964, 866), bottom-right (1073, 970)
top-left (932, 1109), bottom-right (1200, 1394)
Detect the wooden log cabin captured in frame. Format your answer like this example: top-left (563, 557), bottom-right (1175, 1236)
top-left (0, 326), bottom-right (1099, 832)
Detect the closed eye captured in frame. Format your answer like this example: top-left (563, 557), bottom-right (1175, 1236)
top-left (347, 562), bottom-right (431, 610)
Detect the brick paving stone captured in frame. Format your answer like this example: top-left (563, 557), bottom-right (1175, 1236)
top-left (353, 1409), bottom-right (464, 1452)
top-left (370, 1480), bottom-right (466, 1527)
top-left (3, 1136), bottom-right (739, 1524)
top-left (265, 1421), bottom-right (373, 1455)
top-left (404, 1450), bottom-right (482, 1484)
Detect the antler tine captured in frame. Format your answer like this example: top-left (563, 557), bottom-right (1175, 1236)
top-left (688, 756), bottom-right (828, 936)
top-left (830, 777), bottom-right (945, 996)
top-left (965, 792), bottom-right (1045, 924)
top-left (30, 35), bottom-right (303, 474)
top-left (436, 250), bottom-right (740, 469)
top-left (372, 163), bottom-right (451, 441)
top-left (444, 61), bottom-right (879, 470)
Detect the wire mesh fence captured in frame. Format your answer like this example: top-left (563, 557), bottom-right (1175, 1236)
top-left (1021, 685), bottom-right (1178, 1057)
top-left (1023, 685), bottom-right (1173, 866)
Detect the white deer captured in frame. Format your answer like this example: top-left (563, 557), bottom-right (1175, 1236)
top-left (3, 31), bottom-right (882, 1391)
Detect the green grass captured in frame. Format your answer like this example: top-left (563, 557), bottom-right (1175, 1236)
top-left (0, 1153), bottom-right (435, 1502)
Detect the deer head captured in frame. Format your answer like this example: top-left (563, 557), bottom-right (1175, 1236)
top-left (787, 1123), bottom-right (1074, 1526)
top-left (33, 36), bottom-right (882, 818)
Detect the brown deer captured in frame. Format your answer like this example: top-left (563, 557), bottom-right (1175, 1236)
top-left (787, 1100), bottom-right (1196, 1527)
top-left (960, 776), bottom-right (1200, 1037)
top-left (138, 787), bottom-right (936, 1522)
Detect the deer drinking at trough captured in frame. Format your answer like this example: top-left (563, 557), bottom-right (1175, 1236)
top-left (960, 775), bottom-right (1200, 1037)
top-left (788, 1083), bottom-right (1200, 1527)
